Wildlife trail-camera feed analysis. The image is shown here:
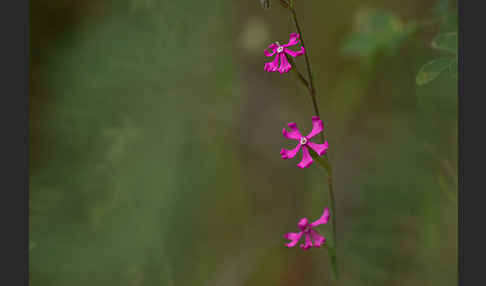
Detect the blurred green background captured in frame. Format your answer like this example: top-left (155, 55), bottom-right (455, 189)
top-left (30, 0), bottom-right (457, 285)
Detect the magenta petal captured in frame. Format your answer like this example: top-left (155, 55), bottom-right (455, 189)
top-left (278, 54), bottom-right (292, 74)
top-left (264, 53), bottom-right (281, 72)
top-left (310, 207), bottom-right (330, 227)
top-left (297, 217), bottom-right (309, 231)
top-left (284, 231), bottom-right (303, 247)
top-left (300, 233), bottom-right (313, 250)
top-left (284, 46), bottom-right (305, 57)
top-left (306, 116), bottom-right (324, 139)
top-left (264, 43), bottom-right (278, 57)
top-left (308, 141), bottom-right (329, 156)
top-left (284, 231), bottom-right (303, 241)
top-left (281, 144), bottom-right (301, 160)
top-left (282, 122), bottom-right (302, 140)
top-left (284, 33), bottom-right (300, 47)
top-left (297, 146), bottom-right (313, 168)
top-left (310, 230), bottom-right (326, 247)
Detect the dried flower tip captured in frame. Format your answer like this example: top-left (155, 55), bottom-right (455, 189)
top-left (260, 0), bottom-right (271, 9)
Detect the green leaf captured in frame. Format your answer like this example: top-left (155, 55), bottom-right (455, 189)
top-left (431, 33), bottom-right (457, 54)
top-left (416, 58), bottom-right (451, 85)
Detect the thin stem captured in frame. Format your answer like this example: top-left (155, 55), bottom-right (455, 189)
top-left (289, 57), bottom-right (310, 90)
top-left (288, 1), bottom-right (339, 283)
top-left (326, 244), bottom-right (338, 282)
top-left (320, 156), bottom-right (337, 249)
top-left (328, 183), bottom-right (337, 249)
top-left (289, 3), bottom-right (315, 91)
top-left (314, 155), bottom-right (339, 282)
top-left (288, 0), bottom-right (324, 143)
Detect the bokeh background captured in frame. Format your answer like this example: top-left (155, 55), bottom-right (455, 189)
top-left (29, 0), bottom-right (457, 285)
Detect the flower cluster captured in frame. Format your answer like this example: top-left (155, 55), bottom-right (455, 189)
top-left (264, 34), bottom-right (332, 250)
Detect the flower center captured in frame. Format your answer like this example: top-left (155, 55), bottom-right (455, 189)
top-left (276, 46), bottom-right (284, 53)
top-left (303, 225), bottom-right (311, 233)
top-left (300, 137), bottom-right (308, 145)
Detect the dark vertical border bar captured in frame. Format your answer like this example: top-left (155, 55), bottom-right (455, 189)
top-left (459, 0), bottom-right (484, 285)
top-left (0, 0), bottom-right (29, 284)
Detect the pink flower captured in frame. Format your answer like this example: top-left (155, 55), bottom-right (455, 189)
top-left (280, 116), bottom-right (329, 168)
top-left (264, 33), bottom-right (305, 74)
top-left (284, 207), bottom-right (330, 250)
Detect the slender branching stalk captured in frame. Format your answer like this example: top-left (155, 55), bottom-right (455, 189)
top-left (288, 0), bottom-right (339, 283)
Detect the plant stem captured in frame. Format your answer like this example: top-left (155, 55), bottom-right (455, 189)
top-left (289, 57), bottom-right (310, 89)
top-left (288, 0), bottom-right (339, 283)
top-left (320, 156), bottom-right (338, 281)
top-left (288, 0), bottom-right (323, 143)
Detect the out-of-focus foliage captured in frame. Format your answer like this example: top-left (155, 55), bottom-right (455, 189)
top-left (416, 32), bottom-right (457, 85)
top-left (433, 0), bottom-right (457, 32)
top-left (431, 33), bottom-right (457, 54)
top-left (416, 0), bottom-right (458, 85)
top-left (341, 8), bottom-right (417, 59)
top-left (339, 1), bottom-right (457, 86)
